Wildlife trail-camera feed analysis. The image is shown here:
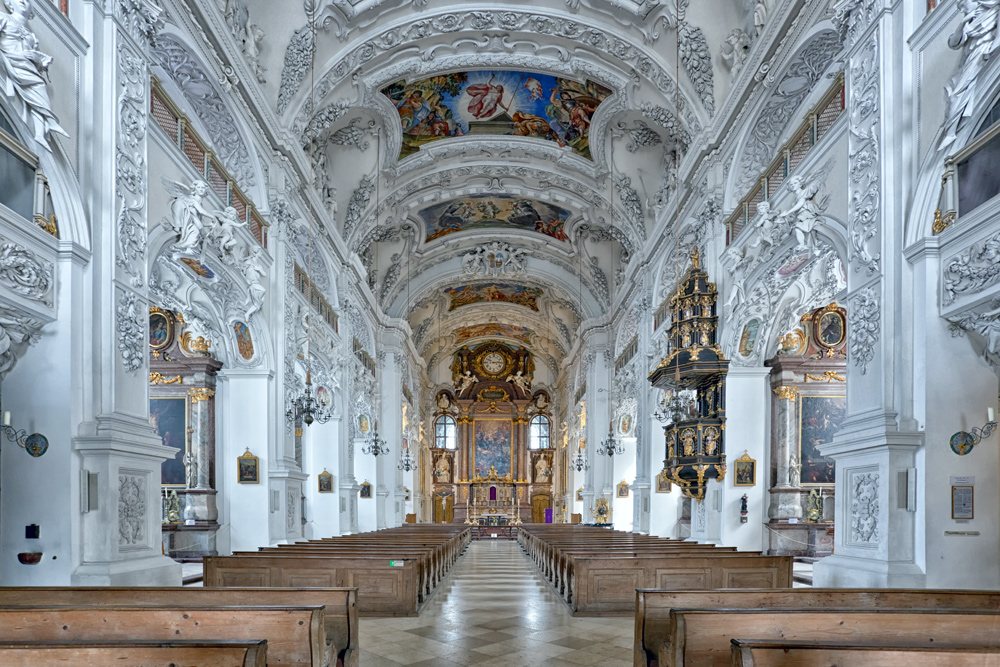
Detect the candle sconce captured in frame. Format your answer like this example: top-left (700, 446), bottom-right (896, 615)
top-left (1, 412), bottom-right (48, 457)
top-left (949, 408), bottom-right (997, 456)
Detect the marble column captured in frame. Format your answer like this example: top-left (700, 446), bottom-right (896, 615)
top-left (768, 386), bottom-right (803, 520)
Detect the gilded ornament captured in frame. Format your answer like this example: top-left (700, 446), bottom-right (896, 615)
top-left (180, 331), bottom-right (212, 355)
top-left (187, 388), bottom-right (215, 403)
top-left (805, 370), bottom-right (846, 383)
top-left (149, 372), bottom-right (182, 385)
top-left (773, 386), bottom-right (798, 401)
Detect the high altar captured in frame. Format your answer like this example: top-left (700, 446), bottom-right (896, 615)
top-left (430, 341), bottom-right (556, 524)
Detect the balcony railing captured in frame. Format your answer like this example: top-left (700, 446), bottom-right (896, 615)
top-left (150, 78), bottom-right (268, 248)
top-left (725, 75), bottom-right (845, 245)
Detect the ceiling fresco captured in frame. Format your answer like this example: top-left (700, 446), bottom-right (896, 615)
top-left (444, 283), bottom-right (544, 312)
top-left (419, 195), bottom-right (572, 243)
top-left (381, 70), bottom-right (612, 159)
top-left (454, 323), bottom-right (533, 345)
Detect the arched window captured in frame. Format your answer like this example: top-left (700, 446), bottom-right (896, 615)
top-left (435, 415), bottom-right (457, 449)
top-left (529, 415), bottom-right (550, 450)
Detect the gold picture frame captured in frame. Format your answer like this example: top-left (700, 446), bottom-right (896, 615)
top-left (616, 480), bottom-right (630, 498)
top-left (734, 450), bottom-right (756, 487)
top-left (360, 481), bottom-right (373, 498)
top-left (576, 487), bottom-right (583, 502)
top-left (656, 470), bottom-right (672, 493)
top-left (318, 469), bottom-right (333, 493)
top-left (237, 448), bottom-right (259, 484)
top-left (593, 497), bottom-right (612, 524)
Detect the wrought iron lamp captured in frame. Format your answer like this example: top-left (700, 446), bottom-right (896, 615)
top-left (596, 421), bottom-right (625, 457)
top-left (397, 445), bottom-right (415, 471)
top-left (287, 371), bottom-right (331, 426)
top-left (571, 444), bottom-right (590, 472)
top-left (362, 421), bottom-right (390, 457)
top-left (0, 411), bottom-right (47, 457)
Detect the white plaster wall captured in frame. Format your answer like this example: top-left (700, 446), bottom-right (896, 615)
top-left (722, 368), bottom-right (769, 551)
top-left (303, 417), bottom-right (341, 538)
top-left (611, 436), bottom-right (636, 531)
top-left (647, 416), bottom-right (683, 537)
top-left (355, 442), bottom-right (378, 532)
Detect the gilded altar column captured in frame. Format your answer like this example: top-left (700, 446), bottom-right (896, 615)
top-left (768, 385), bottom-right (802, 520)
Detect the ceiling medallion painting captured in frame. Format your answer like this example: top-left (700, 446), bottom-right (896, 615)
top-left (421, 195), bottom-right (571, 243)
top-left (445, 283), bottom-right (543, 311)
top-left (381, 70), bottom-right (612, 160)
top-left (455, 323), bottom-right (532, 345)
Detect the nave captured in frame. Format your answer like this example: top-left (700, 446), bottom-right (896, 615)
top-left (358, 540), bottom-right (632, 667)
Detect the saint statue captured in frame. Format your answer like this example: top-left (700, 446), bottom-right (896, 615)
top-left (0, 0), bottom-right (68, 149)
top-left (242, 246), bottom-right (266, 320)
top-left (162, 178), bottom-right (213, 253)
top-left (942, 0), bottom-right (1000, 148)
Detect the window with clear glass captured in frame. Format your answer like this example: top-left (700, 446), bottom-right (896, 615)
top-left (529, 415), bottom-right (550, 450)
top-left (435, 415), bottom-right (456, 449)
top-left (0, 110), bottom-right (36, 221)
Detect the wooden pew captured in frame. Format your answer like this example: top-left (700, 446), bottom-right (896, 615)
top-left (0, 640), bottom-right (268, 667)
top-left (633, 588), bottom-right (1000, 667)
top-left (0, 586), bottom-right (357, 667)
top-left (661, 608), bottom-right (1000, 667)
top-left (730, 639), bottom-right (1000, 667)
top-left (0, 605), bottom-right (324, 667)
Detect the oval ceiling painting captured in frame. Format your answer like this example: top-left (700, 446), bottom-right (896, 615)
top-left (382, 70), bottom-right (612, 160)
top-left (420, 195), bottom-right (571, 243)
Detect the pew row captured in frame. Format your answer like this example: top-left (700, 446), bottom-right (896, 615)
top-left (0, 606), bottom-right (324, 667)
top-left (0, 586), bottom-right (357, 667)
top-left (0, 640), bottom-right (268, 667)
top-left (660, 608), bottom-right (1000, 667)
top-left (729, 639), bottom-right (1000, 667)
top-left (633, 588), bottom-right (1000, 667)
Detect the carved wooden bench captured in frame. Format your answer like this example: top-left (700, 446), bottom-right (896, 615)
top-left (729, 639), bottom-right (1000, 667)
top-left (0, 640), bottom-right (268, 667)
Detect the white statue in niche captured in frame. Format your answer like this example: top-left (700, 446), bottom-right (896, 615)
top-left (241, 245), bottom-right (266, 320)
top-left (163, 179), bottom-right (213, 253)
top-left (787, 455), bottom-right (801, 487)
top-left (942, 0), bottom-right (1000, 148)
top-left (434, 455), bottom-right (451, 483)
top-left (0, 0), bottom-right (68, 150)
top-left (534, 456), bottom-right (551, 483)
top-left (785, 175), bottom-right (823, 254)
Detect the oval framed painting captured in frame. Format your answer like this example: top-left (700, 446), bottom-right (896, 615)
top-left (149, 310), bottom-right (173, 352)
top-left (232, 321), bottom-right (255, 360)
top-left (815, 309), bottom-right (846, 349)
top-left (738, 318), bottom-right (761, 357)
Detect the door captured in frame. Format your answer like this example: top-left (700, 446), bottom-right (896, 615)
top-left (531, 494), bottom-right (551, 524)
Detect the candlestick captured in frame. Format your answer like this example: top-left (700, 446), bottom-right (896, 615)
top-left (2, 411), bottom-right (10, 427)
top-left (989, 407), bottom-right (995, 423)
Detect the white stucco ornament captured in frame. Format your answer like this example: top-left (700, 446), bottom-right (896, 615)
top-left (0, 0), bottom-right (68, 150)
top-left (942, 0), bottom-right (1000, 148)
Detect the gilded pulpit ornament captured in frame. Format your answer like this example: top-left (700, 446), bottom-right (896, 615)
top-left (648, 247), bottom-right (730, 501)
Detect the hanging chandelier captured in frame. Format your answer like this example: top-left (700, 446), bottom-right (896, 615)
top-left (288, 370), bottom-right (331, 426)
top-left (362, 421), bottom-right (390, 457)
top-left (596, 421), bottom-right (625, 457)
top-left (397, 445), bottom-right (415, 471)
top-left (571, 444), bottom-right (590, 472)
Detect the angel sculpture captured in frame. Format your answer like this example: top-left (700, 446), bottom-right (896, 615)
top-left (0, 0), bottom-right (68, 150)
top-left (725, 245), bottom-right (752, 313)
top-left (210, 206), bottom-right (247, 262)
top-left (455, 370), bottom-right (478, 393)
top-left (785, 175), bottom-right (824, 254)
top-left (162, 178), bottom-right (213, 253)
top-left (748, 201), bottom-right (784, 254)
top-left (241, 245), bottom-right (266, 320)
top-left (941, 0), bottom-right (1000, 148)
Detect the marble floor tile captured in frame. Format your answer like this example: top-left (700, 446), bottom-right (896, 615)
top-left (358, 540), bottom-right (633, 665)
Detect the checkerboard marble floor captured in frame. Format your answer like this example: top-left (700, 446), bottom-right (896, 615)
top-left (358, 539), bottom-right (633, 666)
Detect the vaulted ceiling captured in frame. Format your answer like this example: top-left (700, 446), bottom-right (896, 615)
top-left (208, 0), bottom-right (762, 386)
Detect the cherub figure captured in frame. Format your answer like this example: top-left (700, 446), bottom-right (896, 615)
top-left (211, 206), bottom-right (247, 261)
top-left (748, 201), bottom-right (785, 253)
top-left (162, 178), bottom-right (213, 253)
top-left (725, 245), bottom-right (752, 313)
top-left (784, 175), bottom-right (823, 254)
top-left (456, 370), bottom-right (478, 393)
top-left (241, 245), bottom-right (266, 320)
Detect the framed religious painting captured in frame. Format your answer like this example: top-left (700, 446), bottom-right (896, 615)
top-left (360, 481), bottom-right (373, 498)
top-left (656, 470), bottom-right (672, 493)
top-left (404, 486), bottom-right (411, 502)
top-left (576, 487), bottom-right (583, 502)
top-left (734, 450), bottom-right (756, 487)
top-left (318, 469), bottom-right (333, 493)
top-left (798, 395), bottom-right (844, 485)
top-left (149, 308), bottom-right (173, 354)
top-left (616, 480), bottom-right (630, 498)
top-left (813, 305), bottom-right (846, 351)
top-left (237, 448), bottom-right (259, 484)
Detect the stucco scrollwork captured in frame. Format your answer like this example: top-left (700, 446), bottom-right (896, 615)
top-left (118, 473), bottom-right (147, 546)
top-left (286, 489), bottom-right (298, 531)
top-left (343, 175), bottom-right (375, 238)
top-left (848, 285), bottom-right (879, 374)
top-left (677, 2), bottom-right (715, 117)
top-left (116, 290), bottom-right (145, 373)
top-left (947, 298), bottom-right (1000, 371)
top-left (0, 305), bottom-right (43, 381)
top-left (847, 35), bottom-right (881, 276)
top-left (115, 0), bottom-right (164, 47)
top-left (115, 44), bottom-right (148, 287)
top-left (943, 230), bottom-right (1000, 305)
top-left (0, 240), bottom-right (51, 304)
top-left (849, 470), bottom-right (879, 544)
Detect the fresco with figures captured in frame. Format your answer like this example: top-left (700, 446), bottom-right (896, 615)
top-left (445, 283), bottom-right (543, 311)
top-left (381, 71), bottom-right (611, 159)
top-left (799, 395), bottom-right (845, 485)
top-left (420, 195), bottom-right (571, 242)
top-left (474, 419), bottom-right (513, 478)
top-left (455, 323), bottom-right (532, 345)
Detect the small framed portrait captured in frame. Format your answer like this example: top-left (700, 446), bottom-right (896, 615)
top-left (149, 308), bottom-right (173, 352)
top-left (814, 306), bottom-right (846, 349)
top-left (616, 480), bottom-right (630, 498)
top-left (576, 487), bottom-right (583, 502)
top-left (656, 470), bottom-right (672, 493)
top-left (619, 413), bottom-right (634, 436)
top-left (358, 414), bottom-right (371, 435)
top-left (360, 481), bottom-right (372, 498)
top-left (404, 486), bottom-right (411, 502)
top-left (734, 450), bottom-right (756, 487)
top-left (237, 448), bottom-right (259, 484)
top-left (318, 469), bottom-right (333, 493)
